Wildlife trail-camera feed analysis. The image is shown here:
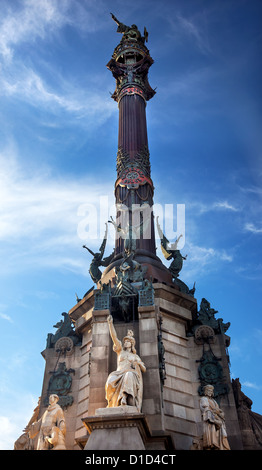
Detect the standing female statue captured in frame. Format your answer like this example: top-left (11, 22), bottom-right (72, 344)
top-left (105, 315), bottom-right (146, 411)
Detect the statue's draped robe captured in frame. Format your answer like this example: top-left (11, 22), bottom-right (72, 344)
top-left (105, 339), bottom-right (144, 411)
top-left (200, 396), bottom-right (230, 450)
top-left (29, 403), bottom-right (66, 450)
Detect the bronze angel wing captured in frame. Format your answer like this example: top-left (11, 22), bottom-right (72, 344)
top-left (156, 216), bottom-right (173, 260)
top-left (99, 223), bottom-right (108, 257)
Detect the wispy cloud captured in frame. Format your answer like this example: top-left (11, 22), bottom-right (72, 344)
top-left (0, 1), bottom-right (115, 127)
top-left (157, 240), bottom-right (233, 284)
top-left (0, 392), bottom-right (39, 450)
top-left (187, 243), bottom-right (233, 265)
top-left (0, 0), bottom-right (70, 61)
top-left (176, 13), bottom-right (212, 55)
top-left (0, 144), bottom-right (115, 275)
top-left (0, 416), bottom-right (19, 450)
top-left (0, 65), bottom-right (115, 124)
top-left (213, 201), bottom-right (239, 212)
top-left (242, 381), bottom-right (262, 391)
top-left (240, 185), bottom-right (262, 196)
top-left (0, 141), bottom-right (236, 283)
top-left (160, 66), bottom-right (214, 106)
top-left (235, 264), bottom-right (262, 282)
top-left (188, 200), bottom-right (239, 215)
top-left (0, 0), bottom-right (107, 62)
top-left (244, 223), bottom-right (262, 234)
top-left (0, 313), bottom-right (13, 323)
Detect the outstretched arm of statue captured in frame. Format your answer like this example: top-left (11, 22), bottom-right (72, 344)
top-left (83, 245), bottom-right (95, 256)
top-left (110, 13), bottom-right (120, 26)
top-left (107, 315), bottom-right (121, 351)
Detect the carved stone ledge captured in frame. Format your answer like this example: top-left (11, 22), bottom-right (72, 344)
top-left (82, 408), bottom-right (149, 450)
top-left (82, 407), bottom-right (173, 450)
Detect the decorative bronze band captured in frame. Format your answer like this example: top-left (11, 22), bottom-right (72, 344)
top-left (117, 85), bottom-right (146, 104)
top-left (116, 146), bottom-right (151, 180)
top-left (115, 165), bottom-right (153, 190)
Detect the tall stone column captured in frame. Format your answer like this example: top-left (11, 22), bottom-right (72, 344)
top-left (102, 15), bottom-right (172, 285)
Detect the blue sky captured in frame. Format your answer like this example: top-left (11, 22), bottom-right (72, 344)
top-left (0, 0), bottom-right (261, 449)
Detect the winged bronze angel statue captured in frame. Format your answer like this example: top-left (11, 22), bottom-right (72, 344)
top-left (83, 223), bottom-right (114, 284)
top-left (156, 216), bottom-right (187, 279)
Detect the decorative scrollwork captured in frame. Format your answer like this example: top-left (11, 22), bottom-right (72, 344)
top-left (55, 336), bottom-right (74, 356)
top-left (194, 325), bottom-right (215, 345)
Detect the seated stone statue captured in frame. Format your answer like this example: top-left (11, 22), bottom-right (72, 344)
top-left (200, 384), bottom-right (230, 450)
top-left (29, 394), bottom-right (66, 450)
top-left (105, 315), bottom-right (146, 411)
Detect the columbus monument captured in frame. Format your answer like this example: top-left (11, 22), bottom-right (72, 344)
top-left (15, 14), bottom-right (262, 451)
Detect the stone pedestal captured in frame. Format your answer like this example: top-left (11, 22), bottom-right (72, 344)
top-left (67, 282), bottom-right (244, 450)
top-left (82, 407), bottom-right (150, 450)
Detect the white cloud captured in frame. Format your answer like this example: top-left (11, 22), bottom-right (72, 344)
top-left (242, 381), bottom-right (262, 391)
top-left (0, 145), bottom-right (115, 275)
top-left (244, 223), bottom-right (262, 234)
top-left (189, 200), bottom-right (239, 215)
top-left (182, 243), bottom-right (233, 282)
top-left (0, 145), bottom-right (112, 236)
top-left (0, 313), bottom-right (13, 323)
top-left (0, 144), bottom-right (234, 281)
top-left (0, 0), bottom-right (109, 62)
top-left (0, 64), bottom-right (115, 125)
top-left (154, 192), bottom-right (235, 281)
top-left (0, 0), bottom-right (70, 61)
top-left (0, 393), bottom-right (39, 450)
top-left (156, 239), bottom-right (233, 284)
top-left (235, 264), bottom-right (262, 282)
top-left (240, 185), bottom-right (262, 196)
top-left (176, 14), bottom-right (212, 55)
top-left (213, 201), bottom-right (239, 212)
top-left (0, 1), bottom-right (115, 126)
top-left (0, 416), bottom-right (17, 450)
top-left (188, 243), bottom-right (233, 264)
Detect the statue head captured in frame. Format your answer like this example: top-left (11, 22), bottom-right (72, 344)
top-left (49, 394), bottom-right (59, 406)
top-left (123, 329), bottom-right (136, 353)
top-left (203, 384), bottom-right (214, 397)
